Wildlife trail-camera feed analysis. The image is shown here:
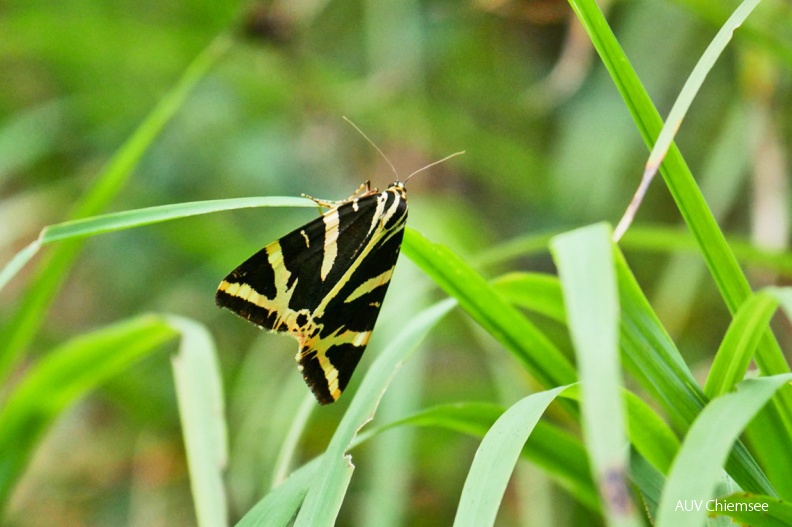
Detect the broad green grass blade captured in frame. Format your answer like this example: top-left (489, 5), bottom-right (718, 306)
top-left (705, 290), bottom-right (780, 398)
top-left (719, 492), bottom-right (792, 526)
top-left (0, 36), bottom-right (231, 384)
top-left (569, 1), bottom-right (792, 440)
top-left (496, 254), bottom-right (772, 493)
top-left (237, 457), bottom-right (321, 527)
top-left (655, 374), bottom-right (792, 527)
top-left (452, 386), bottom-right (570, 527)
top-left (491, 272), bottom-right (566, 322)
top-left (622, 391), bottom-right (679, 475)
top-left (168, 316), bottom-right (228, 527)
top-left (359, 402), bottom-right (599, 511)
top-left (552, 223), bottom-right (641, 527)
top-left (0, 315), bottom-right (178, 512)
top-left (613, 249), bottom-right (772, 495)
top-left (402, 228), bottom-right (576, 388)
top-left (495, 274), bottom-right (681, 472)
top-left (613, 0), bottom-right (762, 239)
top-left (292, 299), bottom-right (456, 526)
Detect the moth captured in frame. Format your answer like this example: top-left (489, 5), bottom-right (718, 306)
top-left (216, 123), bottom-right (462, 404)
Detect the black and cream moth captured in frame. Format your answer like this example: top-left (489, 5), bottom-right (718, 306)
top-left (216, 182), bottom-right (407, 404)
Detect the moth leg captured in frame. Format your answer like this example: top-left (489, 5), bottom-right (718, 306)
top-left (302, 181), bottom-right (378, 214)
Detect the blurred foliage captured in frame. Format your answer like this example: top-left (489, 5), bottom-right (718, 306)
top-left (1, 0), bottom-right (791, 525)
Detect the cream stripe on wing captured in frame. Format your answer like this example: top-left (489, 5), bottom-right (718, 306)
top-left (321, 209), bottom-right (340, 281)
top-left (344, 267), bottom-right (395, 303)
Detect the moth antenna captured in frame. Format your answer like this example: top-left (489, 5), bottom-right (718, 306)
top-left (404, 151), bottom-right (465, 185)
top-left (342, 116), bottom-right (400, 182)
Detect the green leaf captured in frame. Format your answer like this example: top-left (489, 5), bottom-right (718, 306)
top-left (551, 224), bottom-right (641, 527)
top-left (169, 316), bottom-right (229, 527)
top-left (402, 228), bottom-right (576, 388)
top-left (360, 402), bottom-right (599, 511)
top-left (41, 197), bottom-right (313, 243)
top-left (452, 386), bottom-right (570, 527)
top-left (0, 315), bottom-right (178, 511)
top-left (705, 290), bottom-right (780, 398)
top-left (656, 374), bottom-right (792, 527)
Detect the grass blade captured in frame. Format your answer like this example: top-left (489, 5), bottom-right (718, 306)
top-left (402, 228), bottom-right (576, 388)
top-left (361, 402), bottom-right (599, 510)
top-left (452, 386), bottom-right (570, 527)
top-left (552, 223), bottom-right (641, 526)
top-left (656, 374), bottom-right (792, 527)
top-left (613, 0), bottom-right (762, 239)
top-left (169, 316), bottom-right (229, 527)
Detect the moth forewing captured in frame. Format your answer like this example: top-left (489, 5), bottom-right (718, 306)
top-left (216, 183), bottom-right (408, 404)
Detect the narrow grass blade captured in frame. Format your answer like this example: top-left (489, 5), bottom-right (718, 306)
top-left (496, 255), bottom-right (772, 494)
top-left (236, 457), bottom-right (321, 527)
top-left (168, 316), bottom-right (228, 527)
top-left (292, 299), bottom-right (456, 526)
top-left (402, 228), bottom-right (576, 388)
top-left (552, 223), bottom-right (641, 526)
top-left (452, 386), bottom-right (570, 527)
top-left (0, 240), bottom-right (40, 291)
top-left (613, 0), bottom-right (762, 240)
top-left (656, 374), bottom-right (792, 527)
top-left (270, 393), bottom-right (315, 488)
top-left (41, 197), bottom-right (312, 243)
top-left (0, 36), bottom-right (230, 384)
top-left (0, 315), bottom-right (178, 512)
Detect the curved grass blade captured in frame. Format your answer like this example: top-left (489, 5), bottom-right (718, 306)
top-left (402, 228), bottom-right (576, 388)
top-left (655, 374), bottom-right (792, 527)
top-left (292, 299), bottom-right (456, 526)
top-left (358, 402), bottom-right (599, 511)
top-left (613, 0), bottom-right (762, 240)
top-left (168, 316), bottom-right (228, 527)
top-left (0, 240), bottom-right (41, 291)
top-left (705, 290), bottom-right (779, 398)
top-left (552, 223), bottom-right (641, 526)
top-left (0, 197), bottom-right (313, 290)
top-left (452, 386), bottom-right (570, 527)
top-left (0, 35), bottom-right (231, 384)
top-left (0, 315), bottom-right (178, 512)
top-left (41, 197), bottom-right (312, 243)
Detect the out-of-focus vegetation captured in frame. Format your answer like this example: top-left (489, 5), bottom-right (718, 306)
top-left (1, 0), bottom-right (792, 525)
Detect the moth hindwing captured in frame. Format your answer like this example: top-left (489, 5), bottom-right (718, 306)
top-left (216, 182), bottom-right (408, 404)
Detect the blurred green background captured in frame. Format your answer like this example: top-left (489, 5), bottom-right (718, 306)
top-left (1, 0), bottom-right (791, 525)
